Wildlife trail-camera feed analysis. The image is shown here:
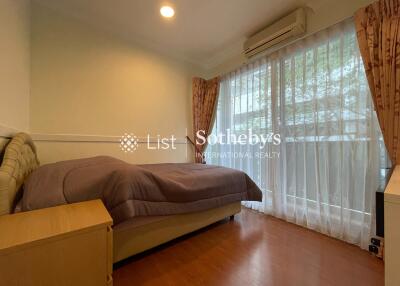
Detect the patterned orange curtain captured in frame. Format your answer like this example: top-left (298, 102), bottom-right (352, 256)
top-left (192, 77), bottom-right (220, 163)
top-left (355, 0), bottom-right (400, 164)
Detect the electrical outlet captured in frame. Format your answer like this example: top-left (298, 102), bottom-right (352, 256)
top-left (369, 245), bottom-right (378, 254)
top-left (371, 237), bottom-right (381, 246)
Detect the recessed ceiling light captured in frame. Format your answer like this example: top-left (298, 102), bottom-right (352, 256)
top-left (160, 6), bottom-right (174, 18)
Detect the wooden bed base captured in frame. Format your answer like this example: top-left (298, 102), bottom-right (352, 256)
top-left (113, 202), bottom-right (241, 263)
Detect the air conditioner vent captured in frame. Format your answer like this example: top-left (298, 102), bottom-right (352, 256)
top-left (243, 8), bottom-right (306, 58)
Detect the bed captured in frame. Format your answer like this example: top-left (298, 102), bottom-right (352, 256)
top-left (0, 133), bottom-right (261, 263)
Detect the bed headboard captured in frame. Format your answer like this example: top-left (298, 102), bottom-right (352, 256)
top-left (0, 133), bottom-right (39, 215)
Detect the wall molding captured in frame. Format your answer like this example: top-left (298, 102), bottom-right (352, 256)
top-left (31, 133), bottom-right (121, 143)
top-left (31, 133), bottom-right (188, 144)
top-left (0, 124), bottom-right (189, 144)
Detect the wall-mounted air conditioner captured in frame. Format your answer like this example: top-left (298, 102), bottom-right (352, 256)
top-left (243, 8), bottom-right (306, 58)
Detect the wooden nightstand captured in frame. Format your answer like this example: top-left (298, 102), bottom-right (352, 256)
top-left (0, 200), bottom-right (113, 286)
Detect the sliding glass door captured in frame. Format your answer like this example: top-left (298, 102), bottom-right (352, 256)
top-left (206, 19), bottom-right (389, 249)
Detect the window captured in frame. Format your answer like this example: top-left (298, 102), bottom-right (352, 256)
top-left (206, 19), bottom-right (389, 249)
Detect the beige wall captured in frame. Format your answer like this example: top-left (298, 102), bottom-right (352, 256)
top-left (2, 1), bottom-right (374, 164)
top-left (31, 4), bottom-right (198, 164)
top-left (206, 0), bottom-right (375, 78)
top-left (0, 0), bottom-right (30, 132)
top-left (34, 141), bottom-right (190, 165)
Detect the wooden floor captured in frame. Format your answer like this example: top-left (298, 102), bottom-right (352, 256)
top-left (113, 208), bottom-right (384, 286)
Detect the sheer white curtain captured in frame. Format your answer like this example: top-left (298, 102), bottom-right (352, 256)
top-left (206, 19), bottom-right (387, 249)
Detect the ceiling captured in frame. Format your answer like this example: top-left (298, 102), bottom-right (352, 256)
top-left (33, 0), bottom-right (311, 69)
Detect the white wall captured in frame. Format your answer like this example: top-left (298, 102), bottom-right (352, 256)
top-left (30, 3), bottom-right (198, 164)
top-left (0, 0), bottom-right (30, 133)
